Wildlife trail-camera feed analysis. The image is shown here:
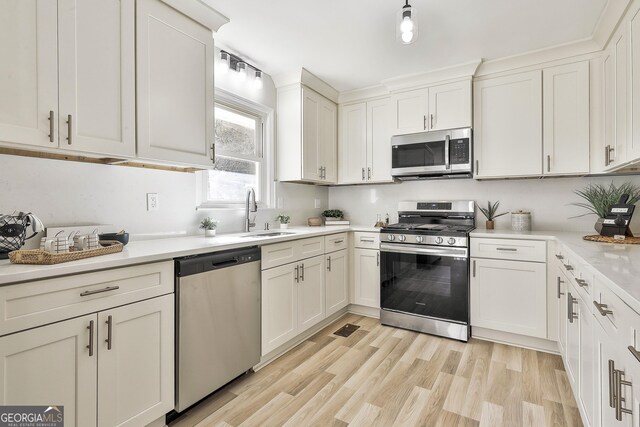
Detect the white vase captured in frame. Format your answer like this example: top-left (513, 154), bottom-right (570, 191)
top-left (205, 229), bottom-right (216, 237)
top-left (280, 223), bottom-right (289, 229)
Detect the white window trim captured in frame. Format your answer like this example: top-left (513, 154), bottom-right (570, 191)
top-left (197, 88), bottom-right (276, 210)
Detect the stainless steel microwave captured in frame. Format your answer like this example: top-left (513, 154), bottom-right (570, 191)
top-left (391, 127), bottom-right (472, 180)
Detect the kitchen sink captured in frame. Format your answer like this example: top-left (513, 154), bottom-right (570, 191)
top-left (239, 231), bottom-right (296, 238)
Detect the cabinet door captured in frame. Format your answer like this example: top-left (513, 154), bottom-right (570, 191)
top-left (565, 289), bottom-right (580, 388)
top-left (262, 263), bottom-right (298, 355)
top-left (474, 71), bottom-right (543, 178)
top-left (319, 97), bottom-right (338, 183)
top-left (470, 258), bottom-right (546, 338)
top-left (353, 248), bottom-right (380, 308)
top-left (427, 81), bottom-right (472, 131)
top-left (58, 0), bottom-right (135, 157)
top-left (136, 0), bottom-right (214, 166)
top-left (301, 87), bottom-right (323, 182)
top-left (97, 295), bottom-right (174, 427)
top-left (603, 48), bottom-right (616, 171)
top-left (606, 31), bottom-right (629, 170)
top-left (0, 315), bottom-right (97, 427)
top-left (630, 8), bottom-right (640, 162)
top-left (326, 249), bottom-right (348, 316)
top-left (367, 97), bottom-right (393, 183)
top-left (338, 103), bottom-right (367, 184)
top-left (391, 88), bottom-right (428, 135)
top-left (542, 61), bottom-right (590, 175)
top-left (578, 294), bottom-right (595, 427)
top-left (555, 268), bottom-right (568, 355)
top-left (298, 255), bottom-right (326, 332)
top-left (0, 0), bottom-right (58, 148)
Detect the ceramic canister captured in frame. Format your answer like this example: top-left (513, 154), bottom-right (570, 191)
top-left (511, 210), bottom-right (531, 232)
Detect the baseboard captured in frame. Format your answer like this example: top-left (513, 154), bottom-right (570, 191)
top-left (347, 304), bottom-right (380, 318)
top-left (255, 307), bottom-right (350, 370)
top-left (472, 327), bottom-right (560, 354)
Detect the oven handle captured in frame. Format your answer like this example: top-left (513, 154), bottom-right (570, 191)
top-left (444, 135), bottom-right (450, 170)
top-left (380, 243), bottom-right (468, 258)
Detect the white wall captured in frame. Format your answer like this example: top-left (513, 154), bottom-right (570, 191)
top-left (328, 174), bottom-right (640, 232)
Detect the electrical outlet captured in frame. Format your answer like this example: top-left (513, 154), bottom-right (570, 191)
top-left (314, 199), bottom-right (321, 209)
top-left (147, 193), bottom-right (158, 211)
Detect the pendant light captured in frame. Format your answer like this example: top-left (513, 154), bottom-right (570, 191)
top-left (397, 0), bottom-right (418, 45)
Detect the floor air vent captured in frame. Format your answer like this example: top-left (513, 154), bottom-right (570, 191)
top-left (333, 323), bottom-right (361, 337)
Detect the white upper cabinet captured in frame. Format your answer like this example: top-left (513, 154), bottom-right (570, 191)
top-left (428, 80), bottom-right (472, 131)
top-left (338, 98), bottom-right (393, 184)
top-left (58, 0), bottom-right (136, 157)
top-left (630, 7), bottom-right (640, 162)
top-left (542, 61), bottom-right (590, 175)
top-left (277, 84), bottom-right (337, 184)
top-left (603, 30), bottom-right (629, 170)
top-left (474, 70), bottom-right (543, 178)
top-left (0, 0), bottom-right (59, 149)
top-left (391, 88), bottom-right (429, 135)
top-left (136, 0), bottom-right (214, 166)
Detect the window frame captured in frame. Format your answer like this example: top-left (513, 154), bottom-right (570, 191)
top-left (197, 88), bottom-right (275, 210)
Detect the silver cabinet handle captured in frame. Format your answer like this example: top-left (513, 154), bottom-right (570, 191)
top-left (496, 247), bottom-right (517, 252)
top-left (567, 292), bottom-right (577, 323)
top-left (377, 252), bottom-right (380, 266)
top-left (367, 167), bottom-right (371, 180)
top-left (605, 145), bottom-right (611, 166)
top-left (557, 277), bottom-right (565, 299)
top-left (360, 239), bottom-right (375, 243)
top-left (333, 239), bottom-right (344, 244)
top-left (105, 315), bottom-right (113, 350)
top-left (628, 345), bottom-right (640, 364)
top-left (48, 110), bottom-right (54, 142)
top-left (555, 254), bottom-right (564, 260)
top-left (609, 359), bottom-right (617, 408)
top-left (547, 155), bottom-right (551, 173)
top-left (430, 114), bottom-right (434, 129)
top-left (563, 264), bottom-right (573, 271)
top-left (322, 166), bottom-right (326, 179)
top-left (327, 256), bottom-right (331, 271)
top-left (300, 263), bottom-right (305, 281)
top-left (473, 259), bottom-right (477, 277)
top-left (608, 145), bottom-right (615, 165)
top-left (87, 320), bottom-right (95, 357)
top-left (362, 168), bottom-right (365, 181)
top-left (319, 166), bottom-right (323, 178)
top-left (210, 143), bottom-right (215, 163)
top-left (80, 286), bottom-right (119, 297)
top-left (575, 278), bottom-right (588, 288)
top-left (423, 115), bottom-right (427, 130)
top-left (66, 114), bottom-right (72, 145)
top-left (294, 265), bottom-right (299, 283)
top-left (615, 367), bottom-right (633, 420)
top-left (594, 300), bottom-right (613, 316)
top-left (475, 160), bottom-right (479, 174)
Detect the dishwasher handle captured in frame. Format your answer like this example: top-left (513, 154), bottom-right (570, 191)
top-left (211, 259), bottom-right (239, 269)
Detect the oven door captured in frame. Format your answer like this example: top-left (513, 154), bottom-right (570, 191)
top-left (380, 243), bottom-right (469, 324)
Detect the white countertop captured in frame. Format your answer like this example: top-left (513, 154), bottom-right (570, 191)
top-left (471, 229), bottom-right (640, 314)
top-left (0, 225), bottom-right (379, 286)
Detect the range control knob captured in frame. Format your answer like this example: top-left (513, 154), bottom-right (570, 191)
top-left (398, 235), bottom-right (407, 242)
top-left (415, 236), bottom-right (424, 243)
top-left (435, 236), bottom-right (444, 244)
top-left (448, 238), bottom-right (457, 246)
top-left (387, 234), bottom-right (396, 241)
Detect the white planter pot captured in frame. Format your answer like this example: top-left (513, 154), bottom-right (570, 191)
top-left (205, 229), bottom-right (216, 237)
top-left (279, 223), bottom-right (289, 229)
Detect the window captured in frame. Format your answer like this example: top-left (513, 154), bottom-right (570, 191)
top-left (200, 102), bottom-right (267, 206)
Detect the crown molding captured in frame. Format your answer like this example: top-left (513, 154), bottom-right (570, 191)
top-left (592, 0), bottom-right (633, 49)
top-left (272, 68), bottom-right (339, 103)
top-left (380, 60), bottom-right (482, 92)
top-left (162, 0), bottom-right (229, 32)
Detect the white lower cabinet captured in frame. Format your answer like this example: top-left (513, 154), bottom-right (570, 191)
top-left (0, 294), bottom-right (173, 427)
top-left (297, 255), bottom-right (326, 332)
top-left (326, 249), bottom-right (349, 316)
top-left (565, 286), bottom-right (580, 387)
top-left (261, 262), bottom-right (299, 355)
top-left (353, 248), bottom-right (380, 308)
top-left (578, 293), bottom-right (596, 427)
top-left (470, 257), bottom-right (547, 338)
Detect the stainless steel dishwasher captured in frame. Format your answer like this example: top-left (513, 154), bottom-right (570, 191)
top-left (174, 246), bottom-right (261, 413)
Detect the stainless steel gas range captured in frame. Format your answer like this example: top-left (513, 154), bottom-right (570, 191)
top-left (379, 200), bottom-right (475, 342)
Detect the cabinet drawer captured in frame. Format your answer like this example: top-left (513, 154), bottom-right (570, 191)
top-left (593, 276), bottom-right (629, 338)
top-left (470, 238), bottom-right (546, 262)
top-left (261, 237), bottom-right (325, 270)
top-left (354, 232), bottom-right (380, 249)
top-left (325, 233), bottom-right (348, 253)
top-left (0, 261), bottom-right (174, 336)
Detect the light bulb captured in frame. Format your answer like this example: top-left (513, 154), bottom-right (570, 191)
top-left (218, 52), bottom-right (229, 74)
top-left (254, 71), bottom-right (263, 89)
top-left (400, 16), bottom-right (413, 33)
top-left (401, 31), bottom-right (414, 43)
top-left (237, 62), bottom-right (247, 81)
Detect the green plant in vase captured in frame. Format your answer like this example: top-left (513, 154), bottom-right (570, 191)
top-left (478, 201), bottom-right (508, 230)
top-left (571, 182), bottom-right (640, 232)
top-left (275, 214), bottom-right (291, 229)
top-left (200, 217), bottom-right (218, 237)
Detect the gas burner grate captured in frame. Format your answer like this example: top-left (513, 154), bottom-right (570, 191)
top-left (333, 323), bottom-right (361, 337)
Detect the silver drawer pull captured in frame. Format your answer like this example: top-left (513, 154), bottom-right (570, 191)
top-left (615, 368), bottom-right (633, 420)
top-left (87, 320), bottom-right (94, 357)
top-left (333, 239), bottom-right (344, 244)
top-left (575, 278), bottom-right (588, 288)
top-left (563, 264), bottom-right (574, 271)
top-left (593, 300), bottom-right (613, 316)
top-left (628, 346), bottom-right (640, 364)
top-left (496, 247), bottom-right (517, 252)
top-left (80, 286), bottom-right (120, 297)
top-left (360, 239), bottom-right (375, 243)
top-left (105, 315), bottom-right (113, 350)
top-left (555, 254), bottom-right (564, 260)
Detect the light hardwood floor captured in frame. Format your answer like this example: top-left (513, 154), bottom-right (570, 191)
top-left (171, 314), bottom-right (582, 427)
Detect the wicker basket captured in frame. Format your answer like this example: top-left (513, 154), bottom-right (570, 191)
top-left (9, 241), bottom-right (124, 265)
top-left (583, 235), bottom-right (640, 245)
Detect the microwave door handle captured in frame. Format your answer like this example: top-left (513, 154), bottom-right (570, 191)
top-left (444, 135), bottom-right (450, 170)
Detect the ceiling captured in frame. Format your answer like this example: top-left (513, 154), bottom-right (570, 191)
top-left (208, 0), bottom-right (609, 93)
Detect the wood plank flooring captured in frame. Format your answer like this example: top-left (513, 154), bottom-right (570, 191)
top-left (170, 314), bottom-right (582, 427)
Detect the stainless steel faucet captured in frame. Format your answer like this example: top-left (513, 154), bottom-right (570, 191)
top-left (245, 188), bottom-right (257, 232)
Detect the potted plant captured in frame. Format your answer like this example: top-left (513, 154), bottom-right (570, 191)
top-left (200, 217), bottom-right (218, 237)
top-left (478, 201), bottom-right (508, 230)
top-left (322, 209), bottom-right (344, 222)
top-left (275, 214), bottom-right (291, 229)
top-left (571, 182), bottom-right (640, 232)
